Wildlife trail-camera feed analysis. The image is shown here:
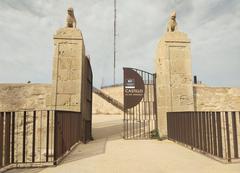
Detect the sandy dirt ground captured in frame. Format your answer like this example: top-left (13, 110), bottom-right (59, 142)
top-left (7, 114), bottom-right (240, 173)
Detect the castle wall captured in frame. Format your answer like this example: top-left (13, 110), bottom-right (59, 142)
top-left (0, 83), bottom-right (239, 115)
top-left (193, 85), bottom-right (240, 111)
top-left (92, 92), bottom-right (122, 115)
top-left (101, 86), bottom-right (123, 104)
top-left (93, 84), bottom-right (240, 117)
top-left (0, 84), bottom-right (51, 112)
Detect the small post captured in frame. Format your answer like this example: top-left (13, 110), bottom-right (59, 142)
top-left (231, 112), bottom-right (238, 158)
top-left (5, 112), bottom-right (11, 166)
top-left (22, 111), bottom-right (27, 163)
top-left (225, 112), bottom-right (231, 162)
top-left (32, 111), bottom-right (36, 163)
top-left (0, 113), bottom-right (4, 168)
top-left (194, 76), bottom-right (197, 84)
top-left (46, 111), bottom-right (50, 162)
top-left (11, 112), bottom-right (15, 163)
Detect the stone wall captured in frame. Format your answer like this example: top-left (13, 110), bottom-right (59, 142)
top-left (0, 84), bottom-right (51, 112)
top-left (155, 32), bottom-right (194, 138)
top-left (92, 92), bottom-right (122, 115)
top-left (92, 86), bottom-right (123, 115)
top-left (101, 86), bottom-right (123, 104)
top-left (0, 84), bottom-right (124, 114)
top-left (92, 84), bottom-right (240, 115)
top-left (51, 28), bottom-right (85, 112)
top-left (0, 84), bottom-right (53, 164)
top-left (193, 84), bottom-right (240, 111)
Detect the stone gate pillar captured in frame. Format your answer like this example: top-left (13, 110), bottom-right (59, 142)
top-left (51, 27), bottom-right (86, 112)
top-left (155, 31), bottom-right (194, 138)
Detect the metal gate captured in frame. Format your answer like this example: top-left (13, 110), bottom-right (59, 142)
top-left (123, 68), bottom-right (158, 139)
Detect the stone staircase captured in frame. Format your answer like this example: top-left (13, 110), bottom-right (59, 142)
top-left (93, 87), bottom-right (124, 111)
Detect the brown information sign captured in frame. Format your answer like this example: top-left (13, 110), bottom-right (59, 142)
top-left (124, 68), bottom-right (145, 109)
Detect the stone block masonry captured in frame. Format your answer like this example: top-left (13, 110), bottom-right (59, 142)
top-left (51, 28), bottom-right (86, 112)
top-left (193, 85), bottom-right (240, 111)
top-left (155, 32), bottom-right (194, 138)
top-left (0, 84), bottom-right (51, 112)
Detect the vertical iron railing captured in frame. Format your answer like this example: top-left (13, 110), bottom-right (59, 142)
top-left (0, 109), bottom-right (92, 171)
top-left (123, 68), bottom-right (158, 139)
top-left (0, 110), bottom-right (55, 171)
top-left (167, 111), bottom-right (240, 162)
top-left (0, 112), bottom-right (3, 168)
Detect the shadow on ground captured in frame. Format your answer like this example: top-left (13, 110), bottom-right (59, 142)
top-left (5, 118), bottom-right (123, 173)
top-left (61, 119), bottom-right (123, 164)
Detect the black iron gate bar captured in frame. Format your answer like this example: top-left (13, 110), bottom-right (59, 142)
top-left (167, 111), bottom-right (240, 162)
top-left (0, 110), bottom-right (91, 171)
top-left (123, 68), bottom-right (158, 139)
top-left (0, 110), bottom-right (55, 168)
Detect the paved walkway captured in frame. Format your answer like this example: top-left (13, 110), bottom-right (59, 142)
top-left (7, 114), bottom-right (240, 173)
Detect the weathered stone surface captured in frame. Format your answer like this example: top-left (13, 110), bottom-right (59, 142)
top-left (193, 85), bottom-right (240, 111)
top-left (92, 93), bottom-right (122, 115)
top-left (92, 86), bottom-right (123, 115)
top-left (155, 32), bottom-right (194, 138)
top-left (101, 86), bottom-right (123, 104)
top-left (0, 84), bottom-right (51, 111)
top-left (51, 27), bottom-right (85, 112)
top-left (54, 28), bottom-right (82, 39)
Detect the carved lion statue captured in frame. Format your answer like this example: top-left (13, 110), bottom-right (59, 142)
top-left (167, 11), bottom-right (178, 32)
top-left (66, 7), bottom-right (77, 28)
